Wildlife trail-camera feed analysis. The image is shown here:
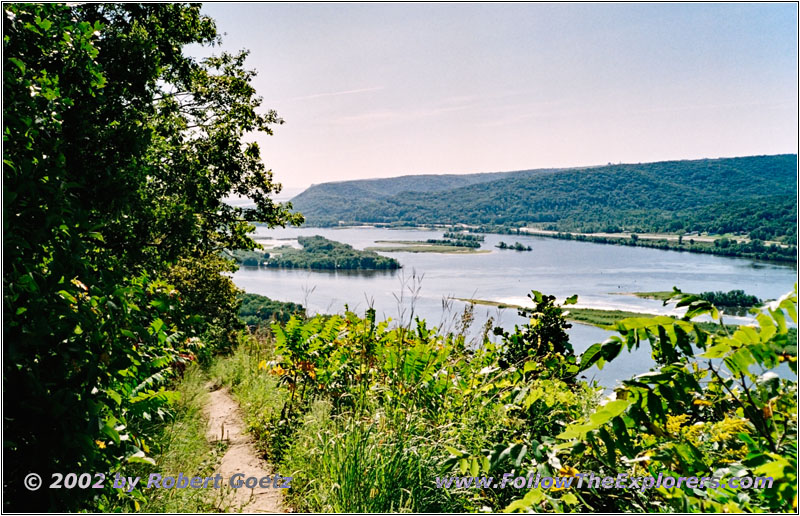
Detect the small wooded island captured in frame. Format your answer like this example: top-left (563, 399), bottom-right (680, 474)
top-left (228, 236), bottom-right (400, 270)
top-left (496, 241), bottom-right (532, 251)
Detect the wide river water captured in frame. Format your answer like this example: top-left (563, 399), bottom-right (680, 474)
top-left (234, 226), bottom-right (797, 387)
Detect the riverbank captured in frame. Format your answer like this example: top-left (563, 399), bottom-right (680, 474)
top-left (519, 228), bottom-right (796, 264)
top-left (457, 297), bottom-right (666, 328)
top-left (454, 297), bottom-right (798, 340)
top-left (303, 223), bottom-right (796, 264)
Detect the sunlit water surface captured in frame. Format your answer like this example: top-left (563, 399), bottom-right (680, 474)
top-left (234, 227), bottom-right (797, 387)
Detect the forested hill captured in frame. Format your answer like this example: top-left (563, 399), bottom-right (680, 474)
top-left (292, 154), bottom-right (798, 243)
top-left (291, 167), bottom-right (565, 215)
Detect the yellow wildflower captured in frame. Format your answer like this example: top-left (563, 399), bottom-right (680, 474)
top-left (270, 365), bottom-right (286, 376)
top-left (710, 417), bottom-right (748, 442)
top-left (666, 414), bottom-right (690, 435)
top-left (258, 360), bottom-right (267, 371)
top-left (692, 399), bottom-right (713, 407)
top-left (95, 440), bottom-right (106, 449)
top-left (558, 465), bottom-right (579, 477)
top-left (552, 465), bottom-right (579, 491)
top-left (684, 422), bottom-right (706, 445)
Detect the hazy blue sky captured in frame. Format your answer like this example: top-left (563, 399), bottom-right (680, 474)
top-left (199, 3), bottom-right (797, 189)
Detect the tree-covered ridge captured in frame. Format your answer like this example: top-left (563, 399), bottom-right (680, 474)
top-left (292, 155), bottom-right (798, 244)
top-left (293, 168), bottom-right (559, 204)
top-left (263, 236), bottom-right (400, 270)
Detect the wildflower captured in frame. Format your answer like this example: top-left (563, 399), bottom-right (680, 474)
top-left (270, 365), bottom-right (286, 376)
top-left (552, 465), bottom-right (579, 491)
top-left (666, 414), bottom-right (690, 435)
top-left (95, 440), bottom-right (106, 449)
top-left (692, 399), bottom-right (713, 407)
top-left (684, 422), bottom-right (705, 445)
top-left (558, 465), bottom-right (579, 477)
top-left (710, 417), bottom-right (748, 442)
top-left (258, 360), bottom-right (267, 371)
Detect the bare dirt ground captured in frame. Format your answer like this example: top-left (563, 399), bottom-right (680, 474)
top-left (205, 383), bottom-right (283, 513)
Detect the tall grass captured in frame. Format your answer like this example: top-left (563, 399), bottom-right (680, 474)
top-left (281, 404), bottom-right (467, 512)
top-left (211, 336), bottom-right (470, 512)
top-left (136, 366), bottom-right (228, 512)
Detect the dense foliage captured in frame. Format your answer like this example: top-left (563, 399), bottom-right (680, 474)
top-left (214, 286), bottom-right (798, 513)
top-left (3, 4), bottom-right (299, 510)
top-left (698, 290), bottom-right (762, 309)
top-left (443, 231), bottom-right (485, 242)
top-left (292, 155), bottom-right (798, 245)
top-left (226, 248), bottom-right (271, 267)
top-left (239, 293), bottom-right (305, 326)
top-left (497, 241), bottom-right (533, 251)
top-left (425, 238), bottom-right (481, 248)
top-left (263, 236), bottom-right (400, 270)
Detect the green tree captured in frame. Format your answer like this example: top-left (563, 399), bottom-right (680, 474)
top-left (3, 4), bottom-right (300, 510)
top-left (494, 291), bottom-right (577, 377)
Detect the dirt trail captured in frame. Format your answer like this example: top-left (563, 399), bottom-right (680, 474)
top-left (205, 383), bottom-right (283, 513)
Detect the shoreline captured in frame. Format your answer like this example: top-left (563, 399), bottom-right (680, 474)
top-left (294, 223), bottom-right (797, 265)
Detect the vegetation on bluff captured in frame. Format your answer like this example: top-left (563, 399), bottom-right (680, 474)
top-left (239, 293), bottom-right (305, 326)
top-left (213, 286), bottom-right (798, 513)
top-left (3, 4), bottom-right (301, 510)
top-left (4, 2), bottom-right (796, 513)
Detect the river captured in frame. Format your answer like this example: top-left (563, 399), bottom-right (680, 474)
top-left (233, 226), bottom-right (797, 387)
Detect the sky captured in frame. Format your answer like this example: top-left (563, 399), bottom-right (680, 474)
top-left (198, 3), bottom-right (798, 190)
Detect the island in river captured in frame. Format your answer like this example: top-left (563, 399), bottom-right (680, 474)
top-left (227, 235), bottom-right (401, 270)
